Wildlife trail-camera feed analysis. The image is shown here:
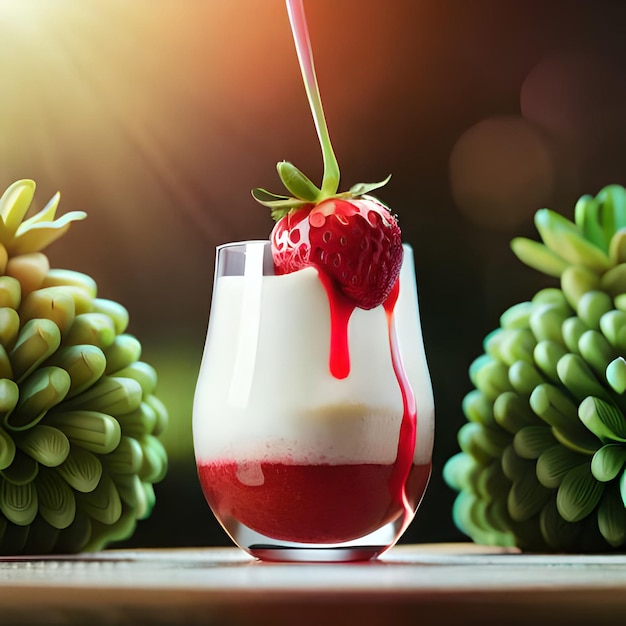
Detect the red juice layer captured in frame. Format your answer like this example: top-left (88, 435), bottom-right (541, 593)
top-left (198, 460), bottom-right (431, 544)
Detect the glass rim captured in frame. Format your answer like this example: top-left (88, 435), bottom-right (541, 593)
top-left (216, 240), bottom-right (270, 253)
top-left (215, 240), bottom-right (413, 251)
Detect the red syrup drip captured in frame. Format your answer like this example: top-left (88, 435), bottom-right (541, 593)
top-left (316, 271), bottom-right (418, 540)
top-left (383, 279), bottom-right (418, 540)
top-left (314, 268), bottom-right (355, 379)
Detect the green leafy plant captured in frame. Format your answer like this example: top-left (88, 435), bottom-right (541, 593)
top-left (0, 179), bottom-right (168, 554)
top-left (444, 185), bottom-right (626, 551)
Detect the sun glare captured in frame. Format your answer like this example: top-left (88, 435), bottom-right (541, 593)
top-left (0, 0), bottom-right (291, 232)
top-left (0, 0), bottom-right (65, 33)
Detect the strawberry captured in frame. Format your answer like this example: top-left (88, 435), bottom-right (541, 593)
top-left (252, 0), bottom-right (403, 309)
top-left (270, 195), bottom-right (403, 309)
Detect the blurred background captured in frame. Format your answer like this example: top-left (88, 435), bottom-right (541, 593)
top-left (2, 0), bottom-right (626, 547)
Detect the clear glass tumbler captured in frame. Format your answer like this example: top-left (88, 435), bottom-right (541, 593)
top-left (193, 240), bottom-right (434, 562)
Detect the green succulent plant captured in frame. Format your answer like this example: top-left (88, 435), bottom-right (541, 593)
top-left (0, 179), bottom-right (168, 554)
top-left (444, 184), bottom-right (626, 551)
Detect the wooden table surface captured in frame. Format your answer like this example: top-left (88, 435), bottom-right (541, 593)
top-left (1, 543), bottom-right (625, 625)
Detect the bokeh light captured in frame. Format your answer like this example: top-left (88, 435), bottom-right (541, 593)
top-left (449, 115), bottom-right (554, 231)
top-left (520, 50), bottom-right (626, 200)
top-left (521, 51), bottom-right (625, 139)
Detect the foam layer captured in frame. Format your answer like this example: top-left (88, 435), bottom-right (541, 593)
top-left (193, 245), bottom-right (434, 465)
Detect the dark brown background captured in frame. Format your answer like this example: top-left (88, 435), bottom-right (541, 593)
top-left (2, 0), bottom-right (626, 547)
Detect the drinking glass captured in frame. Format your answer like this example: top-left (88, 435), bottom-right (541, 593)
top-left (193, 240), bottom-right (434, 562)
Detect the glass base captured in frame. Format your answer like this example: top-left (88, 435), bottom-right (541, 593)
top-left (221, 516), bottom-right (405, 563)
top-left (248, 545), bottom-right (384, 563)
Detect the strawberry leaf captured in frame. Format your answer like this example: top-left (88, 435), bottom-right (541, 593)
top-left (251, 188), bottom-right (289, 204)
top-left (348, 175), bottom-right (392, 198)
top-left (251, 188), bottom-right (310, 220)
top-left (251, 189), bottom-right (308, 209)
top-left (276, 161), bottom-right (320, 202)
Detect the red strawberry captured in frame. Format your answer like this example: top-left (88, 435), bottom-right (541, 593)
top-left (270, 195), bottom-right (403, 310)
top-left (251, 1), bottom-right (404, 309)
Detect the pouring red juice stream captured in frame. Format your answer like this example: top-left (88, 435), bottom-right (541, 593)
top-left (197, 0), bottom-right (425, 547)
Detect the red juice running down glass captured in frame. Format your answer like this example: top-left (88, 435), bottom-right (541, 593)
top-left (193, 241), bottom-right (434, 562)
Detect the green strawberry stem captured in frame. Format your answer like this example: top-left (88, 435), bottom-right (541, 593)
top-left (252, 0), bottom-right (391, 219)
top-left (286, 0), bottom-right (339, 198)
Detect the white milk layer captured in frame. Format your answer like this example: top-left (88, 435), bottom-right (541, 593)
top-left (193, 246), bottom-right (434, 465)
